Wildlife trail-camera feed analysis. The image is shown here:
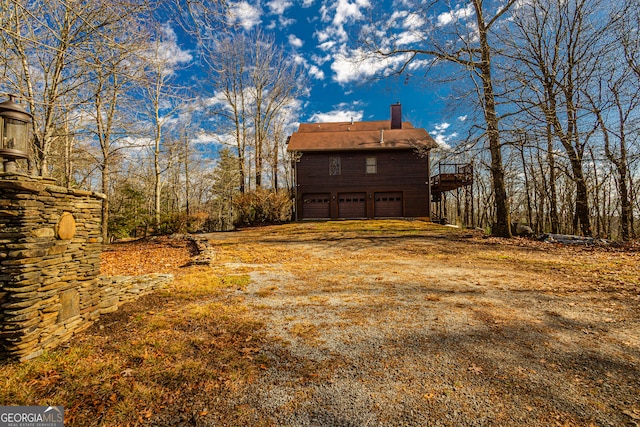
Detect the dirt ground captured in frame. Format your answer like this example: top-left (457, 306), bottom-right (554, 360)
top-left (184, 220), bottom-right (639, 427)
top-left (4, 220), bottom-right (638, 426)
top-left (98, 220), bottom-right (637, 426)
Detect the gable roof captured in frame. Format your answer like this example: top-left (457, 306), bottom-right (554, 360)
top-left (287, 120), bottom-right (437, 152)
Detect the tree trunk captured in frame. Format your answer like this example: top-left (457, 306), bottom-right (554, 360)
top-left (475, 0), bottom-right (511, 237)
top-left (102, 161), bottom-right (109, 243)
top-left (154, 116), bottom-right (162, 226)
top-left (546, 123), bottom-right (560, 234)
top-left (589, 148), bottom-right (602, 236)
top-left (520, 145), bottom-right (533, 228)
top-left (572, 165), bottom-right (592, 236)
top-left (181, 131), bottom-right (191, 217)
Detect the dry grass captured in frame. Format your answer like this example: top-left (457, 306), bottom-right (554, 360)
top-left (2, 220), bottom-right (639, 426)
top-left (0, 270), bottom-right (264, 426)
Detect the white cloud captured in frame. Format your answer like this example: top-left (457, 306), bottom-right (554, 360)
top-left (228, 1), bottom-right (262, 30)
top-left (407, 58), bottom-right (433, 71)
top-left (308, 65), bottom-right (325, 80)
top-left (155, 25), bottom-right (192, 66)
top-left (389, 10), bottom-right (408, 25)
top-left (280, 16), bottom-right (296, 26)
top-left (309, 108), bottom-right (364, 123)
top-left (140, 24), bottom-right (192, 78)
top-left (318, 39), bottom-right (337, 51)
top-left (330, 47), bottom-right (411, 84)
top-left (458, 115), bottom-right (467, 122)
top-left (464, 20), bottom-right (480, 44)
top-left (278, 98), bottom-right (305, 133)
top-left (192, 131), bottom-right (220, 146)
top-left (312, 53), bottom-right (332, 65)
top-left (313, 3), bottom-right (433, 84)
top-left (121, 136), bottom-right (152, 151)
top-left (292, 53), bottom-right (326, 80)
top-left (203, 92), bottom-right (228, 108)
top-left (333, 0), bottom-right (370, 25)
top-left (395, 31), bottom-right (422, 46)
top-left (403, 12), bottom-right (426, 30)
top-left (433, 135), bottom-right (451, 150)
top-left (431, 122), bottom-right (456, 150)
top-left (390, 10), bottom-right (425, 30)
top-left (315, 29), bottom-right (330, 43)
top-left (316, 0), bottom-right (371, 44)
top-left (288, 34), bottom-right (304, 48)
top-left (437, 3), bottom-right (474, 27)
top-left (267, 0), bottom-right (292, 15)
top-left (391, 11), bottom-right (427, 46)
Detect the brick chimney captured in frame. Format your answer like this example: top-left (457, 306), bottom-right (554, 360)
top-left (390, 103), bottom-right (402, 129)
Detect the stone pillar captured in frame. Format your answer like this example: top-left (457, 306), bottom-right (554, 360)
top-left (0, 173), bottom-right (105, 361)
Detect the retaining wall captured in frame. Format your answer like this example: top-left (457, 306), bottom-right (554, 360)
top-left (0, 174), bottom-right (172, 361)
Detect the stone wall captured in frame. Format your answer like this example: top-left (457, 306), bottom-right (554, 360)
top-left (96, 274), bottom-right (173, 315)
top-left (0, 174), bottom-right (172, 361)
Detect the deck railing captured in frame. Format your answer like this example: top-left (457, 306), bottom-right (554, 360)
top-left (431, 163), bottom-right (473, 191)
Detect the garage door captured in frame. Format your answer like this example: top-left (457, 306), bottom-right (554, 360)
top-left (302, 193), bottom-right (330, 219)
top-left (375, 192), bottom-right (403, 217)
top-left (338, 192), bottom-right (367, 218)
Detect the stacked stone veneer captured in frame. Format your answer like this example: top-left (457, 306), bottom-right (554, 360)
top-left (0, 174), bottom-right (173, 361)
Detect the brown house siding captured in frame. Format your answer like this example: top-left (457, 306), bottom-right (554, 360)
top-left (294, 150), bottom-right (431, 220)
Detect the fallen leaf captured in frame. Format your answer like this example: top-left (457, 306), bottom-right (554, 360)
top-left (468, 364), bottom-right (483, 374)
top-left (623, 409), bottom-right (640, 420)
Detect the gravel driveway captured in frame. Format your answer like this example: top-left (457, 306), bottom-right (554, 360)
top-left (202, 221), bottom-right (640, 426)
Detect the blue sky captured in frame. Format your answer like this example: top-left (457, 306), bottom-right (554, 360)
top-left (168, 0), bottom-right (474, 150)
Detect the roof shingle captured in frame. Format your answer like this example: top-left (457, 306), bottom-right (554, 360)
top-left (287, 120), bottom-right (437, 152)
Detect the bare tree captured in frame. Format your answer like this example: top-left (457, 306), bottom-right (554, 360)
top-left (133, 23), bottom-right (193, 227)
top-left (361, 0), bottom-right (518, 237)
top-left (210, 35), bottom-right (250, 192)
top-left (248, 31), bottom-right (304, 188)
top-left (506, 0), bottom-right (621, 236)
top-left (585, 63), bottom-right (639, 240)
top-left (85, 14), bottom-right (151, 242)
top-left (0, 0), bottom-right (147, 176)
top-left (621, 0), bottom-right (640, 82)
top-left (206, 31), bottom-right (304, 191)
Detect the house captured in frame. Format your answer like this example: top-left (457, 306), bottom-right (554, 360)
top-left (287, 103), bottom-right (438, 220)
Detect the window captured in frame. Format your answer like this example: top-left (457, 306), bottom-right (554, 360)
top-left (330, 157), bottom-right (341, 175)
top-left (366, 156), bottom-right (377, 174)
